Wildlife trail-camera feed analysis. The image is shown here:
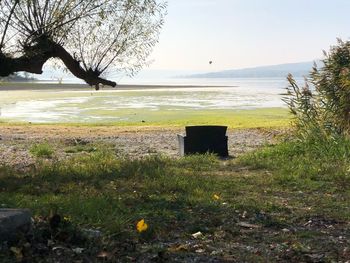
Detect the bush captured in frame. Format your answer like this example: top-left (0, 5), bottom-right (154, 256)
top-left (250, 43), bottom-right (350, 185)
top-left (285, 39), bottom-right (350, 139)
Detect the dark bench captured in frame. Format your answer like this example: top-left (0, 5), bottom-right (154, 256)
top-left (177, 125), bottom-right (229, 157)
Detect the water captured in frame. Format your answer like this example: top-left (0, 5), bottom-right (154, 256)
top-left (120, 76), bottom-right (289, 87)
top-left (0, 78), bottom-right (294, 123)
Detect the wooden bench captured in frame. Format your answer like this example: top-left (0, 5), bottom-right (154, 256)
top-left (177, 125), bottom-right (229, 157)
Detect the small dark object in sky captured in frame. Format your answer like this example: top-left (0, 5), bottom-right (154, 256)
top-left (209, 61), bottom-right (213, 65)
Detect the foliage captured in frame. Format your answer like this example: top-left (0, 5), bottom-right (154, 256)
top-left (285, 39), bottom-right (350, 139)
top-left (30, 142), bottom-right (54, 158)
top-left (0, 0), bottom-right (166, 88)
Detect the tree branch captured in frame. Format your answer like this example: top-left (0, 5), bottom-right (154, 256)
top-left (0, 0), bottom-right (19, 50)
top-left (0, 39), bottom-right (116, 90)
top-left (51, 42), bottom-right (116, 89)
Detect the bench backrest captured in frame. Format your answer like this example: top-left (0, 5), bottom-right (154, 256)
top-left (185, 125), bottom-right (227, 139)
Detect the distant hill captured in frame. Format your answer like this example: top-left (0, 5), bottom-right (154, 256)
top-left (185, 61), bottom-right (321, 78)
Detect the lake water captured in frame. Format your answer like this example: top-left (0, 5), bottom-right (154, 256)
top-left (0, 77), bottom-right (296, 123)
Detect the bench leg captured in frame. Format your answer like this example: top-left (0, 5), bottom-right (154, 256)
top-left (177, 135), bottom-right (185, 156)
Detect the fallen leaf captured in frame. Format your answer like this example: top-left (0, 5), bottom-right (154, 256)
top-left (52, 246), bottom-right (67, 254)
top-left (192, 231), bottom-right (203, 238)
top-left (97, 251), bottom-right (112, 259)
top-left (237, 222), bottom-right (261, 229)
top-left (136, 219), bottom-right (148, 233)
top-left (168, 244), bottom-right (189, 252)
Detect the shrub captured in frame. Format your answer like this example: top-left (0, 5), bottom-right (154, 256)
top-left (285, 39), bottom-right (350, 139)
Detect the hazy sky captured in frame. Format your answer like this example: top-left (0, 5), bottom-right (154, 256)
top-left (148, 0), bottom-right (350, 71)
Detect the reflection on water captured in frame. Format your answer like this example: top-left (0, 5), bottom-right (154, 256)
top-left (0, 78), bottom-right (294, 123)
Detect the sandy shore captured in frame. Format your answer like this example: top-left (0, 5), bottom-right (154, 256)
top-left (0, 125), bottom-right (282, 170)
top-left (0, 82), bottom-right (236, 91)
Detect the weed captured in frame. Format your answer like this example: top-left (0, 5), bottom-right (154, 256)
top-left (29, 142), bottom-right (54, 158)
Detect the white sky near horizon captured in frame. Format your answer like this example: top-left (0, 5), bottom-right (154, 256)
top-left (146, 0), bottom-right (350, 72)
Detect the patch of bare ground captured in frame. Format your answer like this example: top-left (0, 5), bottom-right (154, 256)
top-left (0, 125), bottom-right (284, 170)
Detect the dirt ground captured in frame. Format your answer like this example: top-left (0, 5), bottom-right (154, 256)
top-left (0, 125), bottom-right (283, 169)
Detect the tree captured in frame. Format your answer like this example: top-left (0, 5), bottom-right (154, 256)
top-left (0, 0), bottom-right (166, 89)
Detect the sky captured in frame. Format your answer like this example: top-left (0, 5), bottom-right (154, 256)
top-left (147, 0), bottom-right (350, 72)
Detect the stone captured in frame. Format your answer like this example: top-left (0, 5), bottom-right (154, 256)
top-left (0, 209), bottom-right (31, 242)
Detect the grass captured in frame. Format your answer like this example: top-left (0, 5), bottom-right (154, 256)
top-left (0, 142), bottom-right (349, 262)
top-left (0, 107), bottom-right (291, 128)
top-left (29, 142), bottom-right (54, 158)
top-left (239, 135), bottom-right (350, 187)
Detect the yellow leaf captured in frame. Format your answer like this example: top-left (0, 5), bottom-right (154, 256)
top-left (136, 219), bottom-right (148, 233)
top-left (213, 194), bottom-right (220, 200)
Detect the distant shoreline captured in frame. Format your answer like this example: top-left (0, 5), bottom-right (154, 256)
top-left (0, 82), bottom-right (237, 91)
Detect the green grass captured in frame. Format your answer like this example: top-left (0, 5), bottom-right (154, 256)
top-left (64, 144), bottom-right (97, 154)
top-left (0, 107), bottom-right (291, 128)
top-left (0, 143), bottom-right (349, 261)
top-left (109, 107), bottom-right (291, 128)
top-left (239, 135), bottom-right (350, 187)
top-left (29, 142), bottom-right (54, 158)
top-left (237, 138), bottom-right (350, 226)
